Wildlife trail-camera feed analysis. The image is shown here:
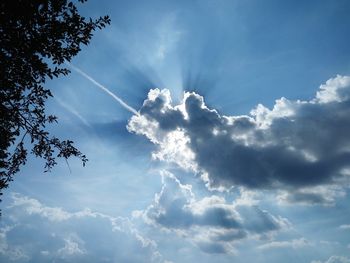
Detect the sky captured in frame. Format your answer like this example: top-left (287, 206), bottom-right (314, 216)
top-left (2, 0), bottom-right (350, 262)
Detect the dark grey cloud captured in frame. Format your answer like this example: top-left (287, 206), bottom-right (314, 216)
top-left (195, 241), bottom-right (227, 254)
top-left (128, 75), bottom-right (350, 203)
top-left (284, 191), bottom-right (331, 205)
top-left (139, 172), bottom-right (288, 254)
top-left (277, 185), bottom-right (345, 206)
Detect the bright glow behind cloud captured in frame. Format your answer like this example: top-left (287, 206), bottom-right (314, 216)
top-left (128, 75), bottom-right (350, 204)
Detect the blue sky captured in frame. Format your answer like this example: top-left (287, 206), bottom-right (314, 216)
top-left (1, 0), bottom-right (350, 262)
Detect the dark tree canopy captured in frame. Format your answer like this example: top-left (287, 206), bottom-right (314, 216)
top-left (0, 0), bottom-right (110, 201)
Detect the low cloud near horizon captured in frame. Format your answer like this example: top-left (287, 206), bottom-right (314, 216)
top-left (0, 193), bottom-right (167, 263)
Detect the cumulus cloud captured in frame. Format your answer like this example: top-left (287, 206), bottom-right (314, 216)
top-left (0, 193), bottom-right (167, 263)
top-left (128, 75), bottom-right (350, 204)
top-left (135, 171), bottom-right (289, 254)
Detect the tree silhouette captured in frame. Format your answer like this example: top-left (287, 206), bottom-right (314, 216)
top-left (0, 0), bottom-right (110, 202)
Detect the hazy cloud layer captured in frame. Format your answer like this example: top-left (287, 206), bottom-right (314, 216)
top-left (135, 171), bottom-right (289, 254)
top-left (128, 75), bottom-right (350, 203)
top-left (311, 256), bottom-right (350, 263)
top-left (0, 193), bottom-right (167, 263)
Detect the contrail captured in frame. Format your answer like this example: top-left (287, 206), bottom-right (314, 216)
top-left (66, 62), bottom-right (139, 115)
top-left (55, 97), bottom-right (92, 128)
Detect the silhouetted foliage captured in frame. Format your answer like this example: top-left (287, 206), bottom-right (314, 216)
top-left (0, 0), bottom-right (110, 203)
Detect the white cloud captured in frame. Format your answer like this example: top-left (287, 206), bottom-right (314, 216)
top-left (258, 238), bottom-right (310, 250)
top-left (315, 75), bottom-right (350, 103)
top-left (1, 193), bottom-right (168, 263)
top-left (127, 89), bottom-right (197, 171)
top-left (232, 188), bottom-right (260, 207)
top-left (57, 235), bottom-right (86, 258)
top-left (9, 193), bottom-right (73, 222)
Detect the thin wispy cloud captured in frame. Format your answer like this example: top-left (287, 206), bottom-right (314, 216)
top-left (257, 238), bottom-right (310, 250)
top-left (311, 255), bottom-right (350, 263)
top-left (55, 97), bottom-right (92, 128)
top-left (154, 13), bottom-right (182, 62)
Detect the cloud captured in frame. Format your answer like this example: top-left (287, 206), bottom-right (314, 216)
top-left (57, 235), bottom-right (86, 258)
top-left (0, 193), bottom-right (167, 263)
top-left (339, 225), bottom-right (350, 230)
top-left (277, 185), bottom-right (346, 206)
top-left (128, 75), bottom-right (350, 204)
top-left (258, 238), bottom-right (310, 250)
top-left (154, 13), bottom-right (182, 62)
top-left (311, 256), bottom-right (350, 263)
top-left (135, 171), bottom-right (289, 254)
top-left (9, 193), bottom-right (74, 222)
top-left (0, 226), bottom-right (29, 261)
